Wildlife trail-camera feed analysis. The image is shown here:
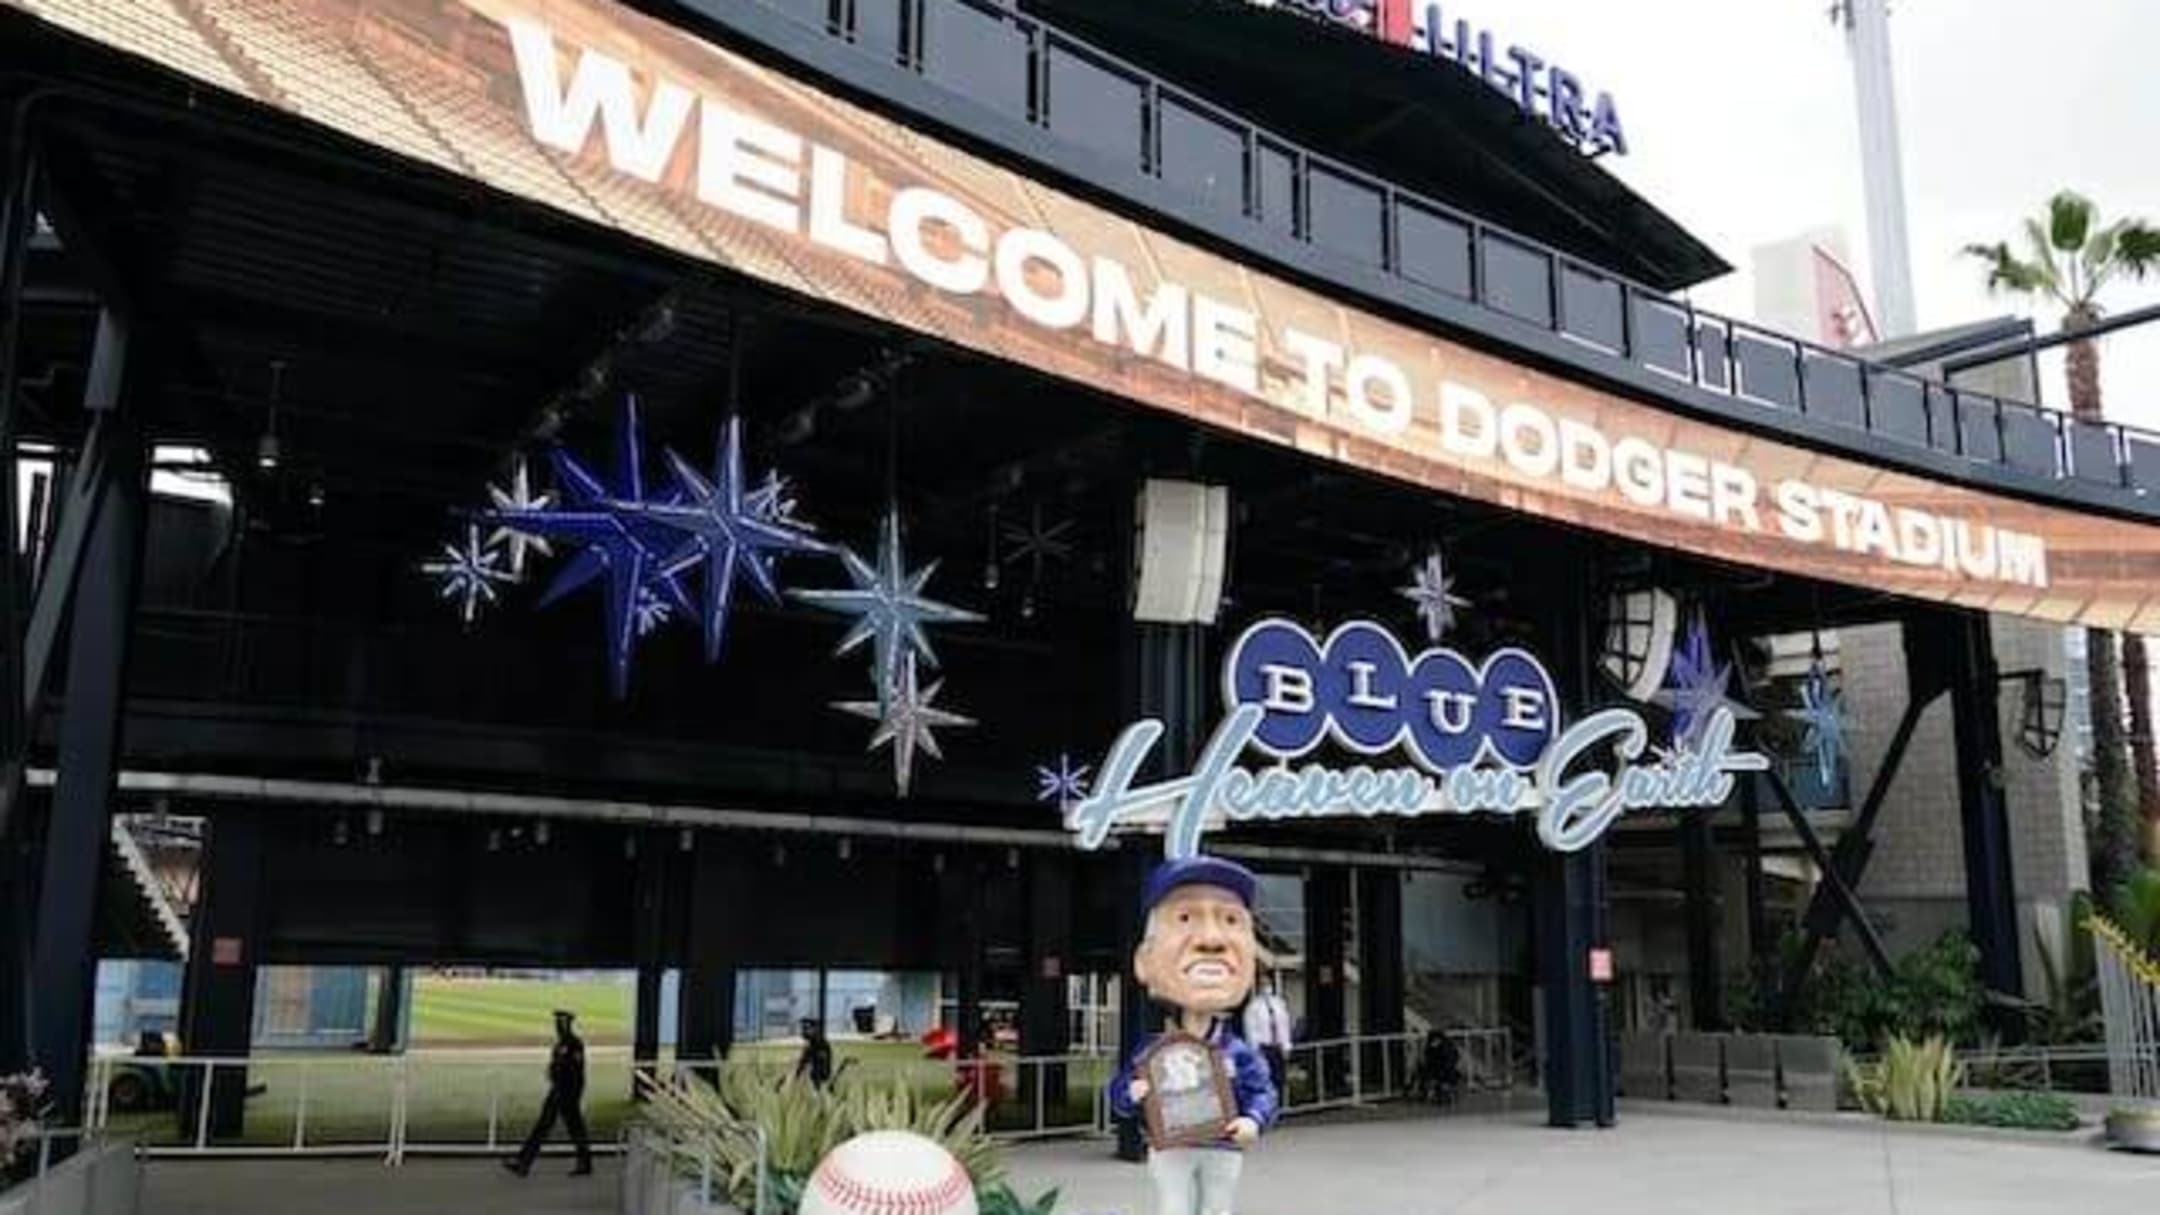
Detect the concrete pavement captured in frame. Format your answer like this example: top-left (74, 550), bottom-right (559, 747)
top-left (139, 1107), bottom-right (2158, 1215)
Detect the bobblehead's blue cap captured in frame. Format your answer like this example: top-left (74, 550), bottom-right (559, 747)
top-left (1142, 855), bottom-right (1257, 914)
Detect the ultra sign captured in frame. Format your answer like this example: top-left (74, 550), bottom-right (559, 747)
top-left (1066, 619), bottom-right (1768, 857)
top-left (1247, 0), bottom-right (1627, 155)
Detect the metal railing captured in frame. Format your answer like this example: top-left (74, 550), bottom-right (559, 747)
top-left (2093, 917), bottom-right (2160, 1104)
top-left (717, 0), bottom-right (2160, 509)
top-left (0, 1130), bottom-right (137, 1215)
top-left (73, 1028), bottom-right (1516, 1165)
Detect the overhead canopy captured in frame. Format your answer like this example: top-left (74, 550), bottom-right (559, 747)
top-left (1018, 0), bottom-right (1731, 291)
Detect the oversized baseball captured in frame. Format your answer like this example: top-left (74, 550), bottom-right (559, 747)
top-left (799, 1130), bottom-right (977, 1215)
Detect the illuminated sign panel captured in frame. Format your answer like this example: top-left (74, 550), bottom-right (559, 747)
top-left (15, 0), bottom-right (2160, 631)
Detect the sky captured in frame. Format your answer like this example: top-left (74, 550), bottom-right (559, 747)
top-left (1481, 0), bottom-right (2160, 431)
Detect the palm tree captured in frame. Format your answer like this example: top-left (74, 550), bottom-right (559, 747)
top-left (1965, 191), bottom-right (2160, 894)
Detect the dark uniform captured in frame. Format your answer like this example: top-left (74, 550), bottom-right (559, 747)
top-left (505, 1010), bottom-right (593, 1177)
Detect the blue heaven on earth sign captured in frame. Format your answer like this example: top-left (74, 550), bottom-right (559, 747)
top-left (1065, 618), bottom-right (1768, 858)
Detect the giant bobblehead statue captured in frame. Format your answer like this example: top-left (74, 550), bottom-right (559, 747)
top-left (1109, 856), bottom-right (1279, 1215)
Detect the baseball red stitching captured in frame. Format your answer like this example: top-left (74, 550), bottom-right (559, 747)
top-left (814, 1157), bottom-right (971, 1215)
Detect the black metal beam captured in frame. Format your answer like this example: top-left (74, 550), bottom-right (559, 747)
top-left (1941, 301), bottom-right (2160, 378)
top-left (0, 106), bottom-right (41, 1077)
top-left (1681, 808), bottom-right (1722, 1030)
top-left (1786, 684), bottom-right (1934, 982)
top-left (28, 397), bottom-right (145, 1129)
top-left (1947, 612), bottom-right (2023, 1021)
top-left (1769, 769), bottom-right (1894, 1020)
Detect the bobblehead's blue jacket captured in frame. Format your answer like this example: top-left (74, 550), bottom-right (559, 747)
top-left (1108, 1018), bottom-right (1280, 1150)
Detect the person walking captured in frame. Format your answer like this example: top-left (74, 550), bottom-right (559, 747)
top-left (504, 1009), bottom-right (593, 1178)
top-left (1242, 970), bottom-right (1294, 1096)
top-left (794, 1016), bottom-right (834, 1087)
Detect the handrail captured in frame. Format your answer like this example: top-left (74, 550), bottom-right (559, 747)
top-left (691, 0), bottom-right (2160, 511)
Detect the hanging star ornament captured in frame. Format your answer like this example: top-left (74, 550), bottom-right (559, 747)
top-left (1001, 504), bottom-right (1076, 578)
top-left (1653, 612), bottom-right (1759, 749)
top-left (793, 510), bottom-right (984, 709)
top-left (484, 457), bottom-right (554, 578)
top-left (1035, 754), bottom-right (1092, 812)
top-left (647, 416), bottom-right (827, 663)
top-left (1789, 660), bottom-right (1850, 786)
top-left (835, 656), bottom-right (975, 797)
top-left (421, 522), bottom-right (516, 626)
top-left (482, 397), bottom-right (692, 698)
top-left (1399, 548), bottom-right (1471, 644)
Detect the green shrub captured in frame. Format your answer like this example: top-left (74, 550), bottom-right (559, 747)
top-left (1941, 1091), bottom-right (2081, 1132)
top-left (638, 1067), bottom-right (1010, 1215)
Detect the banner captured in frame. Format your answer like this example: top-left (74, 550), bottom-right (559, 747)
top-left (17, 0), bottom-right (2160, 630)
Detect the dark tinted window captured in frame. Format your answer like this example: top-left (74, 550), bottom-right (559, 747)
top-left (1256, 141), bottom-right (1297, 237)
top-left (1046, 43), bottom-right (1144, 169)
top-left (2068, 420), bottom-right (2119, 485)
top-left (1560, 266), bottom-right (1623, 353)
top-left (2001, 405), bottom-right (2061, 475)
top-left (1734, 332), bottom-right (1800, 408)
top-left (2129, 435), bottom-right (2160, 493)
top-left (853, 0), bottom-right (904, 61)
top-left (1867, 373), bottom-right (1929, 445)
top-left (1308, 165), bottom-right (1384, 267)
top-left (921, 0), bottom-right (1029, 117)
top-left (1958, 395), bottom-right (2005, 462)
top-left (1397, 204), bottom-right (1470, 299)
top-left (1481, 237), bottom-right (1552, 327)
top-left (1632, 298), bottom-right (1691, 378)
top-left (1801, 352), bottom-right (1864, 427)
top-left (1159, 96), bottom-right (1247, 219)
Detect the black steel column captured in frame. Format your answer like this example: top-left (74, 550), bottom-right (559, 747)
top-left (1305, 866), bottom-right (1349, 1100)
top-left (678, 834), bottom-right (742, 1075)
top-left (941, 852), bottom-right (984, 1057)
top-left (1534, 547), bottom-right (1613, 1128)
top-left (1739, 776), bottom-right (1772, 1015)
top-left (1681, 810), bottom-right (1723, 1030)
top-left (1357, 867), bottom-right (1405, 1090)
top-left (367, 966), bottom-right (405, 1054)
top-left (27, 355), bottom-right (145, 1127)
top-left (1022, 850), bottom-right (1073, 1113)
top-left (631, 831), bottom-right (667, 1096)
top-left (1947, 610), bottom-right (2023, 1021)
top-left (0, 114), bottom-right (40, 1080)
top-left (176, 810), bottom-right (267, 1139)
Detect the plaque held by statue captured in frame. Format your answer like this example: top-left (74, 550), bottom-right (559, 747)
top-left (1137, 1029), bottom-right (1237, 1148)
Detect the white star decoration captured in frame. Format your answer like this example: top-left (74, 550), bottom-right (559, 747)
top-left (1399, 549), bottom-right (1471, 643)
top-left (421, 523), bottom-right (516, 626)
top-left (485, 459), bottom-right (554, 578)
top-left (835, 656), bottom-right (975, 797)
top-left (633, 585), bottom-right (674, 637)
top-left (1035, 754), bottom-right (1091, 812)
top-left (793, 511), bottom-right (984, 710)
top-left (1652, 613), bottom-right (1760, 748)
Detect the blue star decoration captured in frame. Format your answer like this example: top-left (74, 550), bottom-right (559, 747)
top-left (1789, 660), bottom-right (1849, 786)
top-left (1400, 548), bottom-right (1471, 644)
top-left (483, 397), bottom-right (693, 698)
top-left (793, 510), bottom-right (984, 709)
top-left (834, 656), bottom-right (975, 797)
top-left (421, 522), bottom-right (516, 626)
top-left (1653, 612), bottom-right (1759, 749)
top-left (1035, 754), bottom-right (1092, 813)
top-left (646, 416), bottom-right (827, 663)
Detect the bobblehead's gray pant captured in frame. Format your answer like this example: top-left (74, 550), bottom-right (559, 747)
top-left (1146, 1147), bottom-right (1244, 1215)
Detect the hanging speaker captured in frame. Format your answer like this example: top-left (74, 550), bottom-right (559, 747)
top-left (1132, 479), bottom-right (1230, 624)
top-left (1600, 587), bottom-right (1679, 702)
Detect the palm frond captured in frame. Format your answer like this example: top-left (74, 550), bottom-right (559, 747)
top-left (2048, 190), bottom-right (2097, 252)
top-left (1963, 241), bottom-right (2053, 297)
top-left (2115, 221), bottom-right (2160, 280)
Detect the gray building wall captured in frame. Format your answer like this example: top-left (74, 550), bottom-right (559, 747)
top-left (1839, 616), bottom-right (2085, 994)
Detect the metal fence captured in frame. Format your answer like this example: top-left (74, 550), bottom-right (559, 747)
top-left (74, 1028), bottom-right (1515, 1164)
top-left (2092, 917), bottom-right (2160, 1104)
